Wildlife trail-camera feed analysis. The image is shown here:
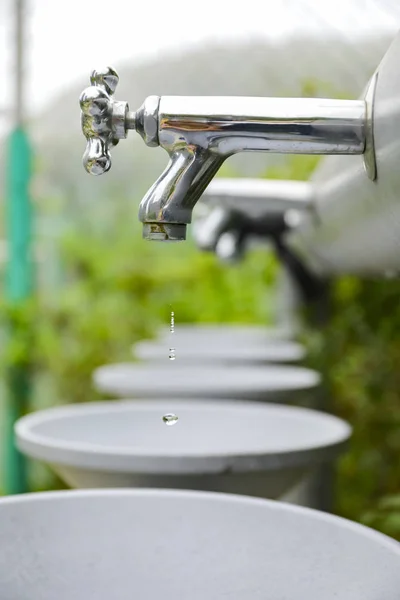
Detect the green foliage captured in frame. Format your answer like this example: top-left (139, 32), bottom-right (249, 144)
top-left (1, 221), bottom-right (277, 407)
top-left (260, 154), bottom-right (321, 181)
top-left (0, 213), bottom-right (276, 492)
top-left (300, 78), bottom-right (355, 100)
top-left (0, 300), bottom-right (36, 370)
top-left (305, 277), bottom-right (400, 540)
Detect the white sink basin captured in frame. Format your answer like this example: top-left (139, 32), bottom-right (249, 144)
top-left (133, 338), bottom-right (305, 364)
top-left (0, 489), bottom-right (399, 599)
top-left (92, 364), bottom-right (320, 402)
top-left (156, 324), bottom-right (295, 345)
top-left (16, 400), bottom-right (350, 506)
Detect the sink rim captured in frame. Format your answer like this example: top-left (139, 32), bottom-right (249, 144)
top-left (0, 487), bottom-right (399, 556)
top-left (92, 363), bottom-right (321, 399)
top-left (15, 399), bottom-right (351, 475)
top-left (133, 338), bottom-right (306, 363)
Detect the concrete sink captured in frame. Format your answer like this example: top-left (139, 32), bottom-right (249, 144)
top-left (16, 400), bottom-right (350, 506)
top-left (0, 489), bottom-right (399, 599)
top-left (156, 324), bottom-right (295, 345)
top-left (92, 364), bottom-right (320, 404)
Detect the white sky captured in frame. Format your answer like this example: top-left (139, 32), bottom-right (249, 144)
top-left (0, 0), bottom-right (399, 119)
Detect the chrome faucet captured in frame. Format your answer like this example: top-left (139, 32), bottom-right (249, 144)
top-left (79, 67), bottom-right (376, 242)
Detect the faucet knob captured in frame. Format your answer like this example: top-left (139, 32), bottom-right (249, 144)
top-left (79, 67), bottom-right (129, 175)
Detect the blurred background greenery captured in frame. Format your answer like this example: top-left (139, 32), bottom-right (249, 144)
top-left (0, 6), bottom-right (399, 544)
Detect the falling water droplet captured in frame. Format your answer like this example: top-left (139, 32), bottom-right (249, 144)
top-left (163, 413), bottom-right (178, 426)
top-left (169, 347), bottom-right (176, 360)
top-left (170, 310), bottom-right (175, 333)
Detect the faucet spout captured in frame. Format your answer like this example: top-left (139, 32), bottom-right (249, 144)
top-left (139, 148), bottom-right (224, 241)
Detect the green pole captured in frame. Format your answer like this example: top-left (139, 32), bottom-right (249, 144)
top-left (6, 129), bottom-right (33, 302)
top-left (3, 0), bottom-right (32, 495)
top-left (4, 128), bottom-right (33, 494)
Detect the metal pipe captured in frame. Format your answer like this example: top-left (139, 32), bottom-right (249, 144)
top-left (4, 0), bottom-right (32, 494)
top-left (15, 0), bottom-right (23, 126)
top-left (157, 96), bottom-right (365, 155)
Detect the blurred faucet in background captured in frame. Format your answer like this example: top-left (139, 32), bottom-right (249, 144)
top-left (192, 176), bottom-right (326, 308)
top-left (79, 67), bottom-right (376, 241)
top-left (192, 178), bottom-right (314, 261)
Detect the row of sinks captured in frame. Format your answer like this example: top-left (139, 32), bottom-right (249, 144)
top-left (2, 324), bottom-right (400, 598)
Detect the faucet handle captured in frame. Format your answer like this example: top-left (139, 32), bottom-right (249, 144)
top-left (79, 67), bottom-right (129, 175)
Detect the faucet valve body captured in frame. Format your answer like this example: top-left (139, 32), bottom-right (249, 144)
top-left (80, 67), bottom-right (136, 175)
